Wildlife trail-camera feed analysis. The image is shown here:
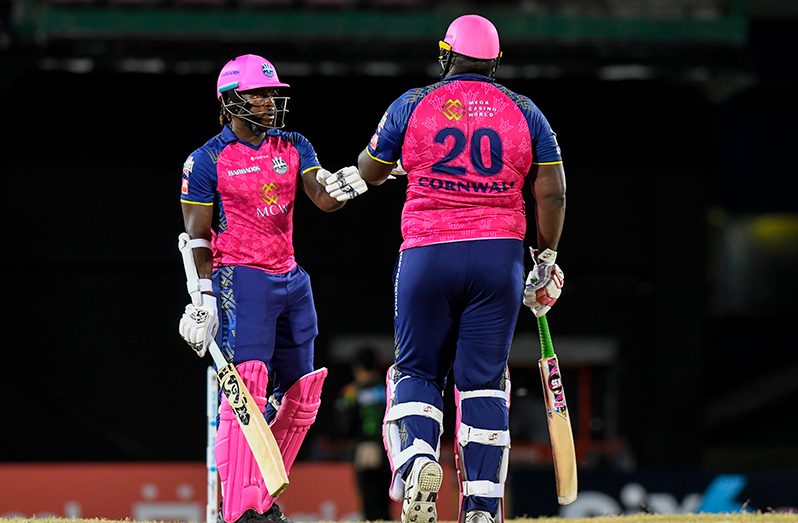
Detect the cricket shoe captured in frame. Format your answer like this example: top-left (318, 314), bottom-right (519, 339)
top-left (260, 503), bottom-right (293, 523)
top-left (465, 510), bottom-right (495, 523)
top-left (219, 504), bottom-right (293, 523)
top-left (402, 457), bottom-right (443, 523)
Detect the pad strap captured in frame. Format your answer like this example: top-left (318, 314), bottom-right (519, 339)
top-left (462, 480), bottom-right (504, 498)
top-left (392, 438), bottom-right (439, 472)
top-left (459, 389), bottom-right (509, 401)
top-left (384, 402), bottom-right (444, 428)
top-left (457, 424), bottom-right (510, 447)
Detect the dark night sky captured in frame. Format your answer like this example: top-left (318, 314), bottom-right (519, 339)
top-left (2, 14), bottom-right (796, 471)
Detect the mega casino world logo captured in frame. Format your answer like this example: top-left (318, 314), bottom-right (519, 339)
top-left (441, 99), bottom-right (465, 121)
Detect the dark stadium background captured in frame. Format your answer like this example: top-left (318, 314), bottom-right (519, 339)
top-left (2, 0), bottom-right (796, 482)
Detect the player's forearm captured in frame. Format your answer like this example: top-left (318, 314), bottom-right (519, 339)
top-left (535, 197), bottom-right (565, 251)
top-left (532, 163), bottom-right (566, 250)
top-left (311, 186), bottom-right (346, 212)
top-left (357, 149), bottom-right (393, 185)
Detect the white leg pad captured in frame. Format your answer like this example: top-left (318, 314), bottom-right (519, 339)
top-left (455, 371), bottom-right (512, 523)
top-left (383, 365), bottom-right (445, 501)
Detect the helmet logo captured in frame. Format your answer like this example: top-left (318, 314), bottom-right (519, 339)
top-left (262, 63), bottom-right (275, 78)
top-left (272, 157), bottom-right (288, 175)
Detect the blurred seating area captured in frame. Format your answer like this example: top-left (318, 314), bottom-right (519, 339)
top-left (45, 0), bottom-right (735, 19)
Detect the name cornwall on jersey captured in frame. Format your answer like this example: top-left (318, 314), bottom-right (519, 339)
top-left (418, 177), bottom-right (516, 193)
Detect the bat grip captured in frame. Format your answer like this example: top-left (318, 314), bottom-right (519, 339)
top-left (537, 315), bottom-right (555, 359)
top-left (206, 340), bottom-right (229, 371)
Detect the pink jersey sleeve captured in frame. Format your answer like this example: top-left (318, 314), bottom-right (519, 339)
top-left (399, 79), bottom-right (534, 250)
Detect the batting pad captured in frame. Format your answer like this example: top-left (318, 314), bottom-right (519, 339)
top-left (454, 369), bottom-right (511, 523)
top-left (383, 365), bottom-right (444, 501)
top-left (259, 367), bottom-right (328, 511)
top-left (216, 360), bottom-right (272, 523)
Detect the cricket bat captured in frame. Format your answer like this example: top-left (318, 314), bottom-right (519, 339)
top-left (536, 314), bottom-right (578, 505)
top-left (207, 340), bottom-right (290, 497)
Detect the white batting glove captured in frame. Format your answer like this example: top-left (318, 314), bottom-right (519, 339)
top-left (523, 248), bottom-right (564, 317)
top-left (178, 294), bottom-right (219, 357)
top-left (319, 166), bottom-right (368, 201)
top-left (391, 159), bottom-right (407, 176)
top-left (315, 168), bottom-right (332, 186)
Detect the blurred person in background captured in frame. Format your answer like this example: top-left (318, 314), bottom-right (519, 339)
top-left (355, 14), bottom-right (566, 523)
top-left (177, 53), bottom-right (368, 523)
top-left (334, 346), bottom-right (392, 521)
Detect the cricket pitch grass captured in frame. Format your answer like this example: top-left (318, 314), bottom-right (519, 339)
top-left (2, 514), bottom-right (798, 523)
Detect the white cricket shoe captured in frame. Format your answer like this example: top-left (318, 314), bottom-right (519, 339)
top-left (465, 510), bottom-right (495, 523)
top-left (402, 457), bottom-right (443, 523)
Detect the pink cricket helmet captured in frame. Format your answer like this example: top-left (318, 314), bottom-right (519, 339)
top-left (441, 14), bottom-right (501, 60)
top-left (216, 54), bottom-right (289, 99)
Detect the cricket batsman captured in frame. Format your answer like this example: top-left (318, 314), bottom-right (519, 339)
top-left (355, 14), bottom-right (567, 523)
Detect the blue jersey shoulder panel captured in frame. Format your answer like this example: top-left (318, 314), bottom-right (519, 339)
top-left (267, 129), bottom-right (322, 174)
top-left (493, 83), bottom-right (562, 164)
top-left (181, 129), bottom-right (232, 204)
top-left (367, 84), bottom-right (445, 163)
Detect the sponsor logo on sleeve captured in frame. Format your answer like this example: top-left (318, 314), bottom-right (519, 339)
top-left (182, 155), bottom-right (195, 176)
top-left (369, 111), bottom-right (389, 150)
top-left (181, 178), bottom-right (189, 195)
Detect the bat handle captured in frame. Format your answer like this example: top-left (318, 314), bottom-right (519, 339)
top-left (206, 340), bottom-right (229, 371)
top-left (537, 315), bottom-right (555, 359)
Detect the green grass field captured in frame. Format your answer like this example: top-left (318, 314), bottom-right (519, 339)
top-left (2, 514), bottom-right (798, 523)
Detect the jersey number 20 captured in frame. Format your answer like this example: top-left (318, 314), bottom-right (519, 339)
top-left (432, 127), bottom-right (503, 176)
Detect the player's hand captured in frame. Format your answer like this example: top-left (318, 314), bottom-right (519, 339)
top-left (178, 294), bottom-right (218, 357)
top-left (319, 166), bottom-right (368, 201)
top-left (523, 248), bottom-right (564, 317)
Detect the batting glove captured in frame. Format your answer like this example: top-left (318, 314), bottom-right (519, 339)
top-left (523, 248), bottom-right (564, 317)
top-left (391, 159), bottom-right (407, 176)
top-left (318, 166), bottom-right (368, 201)
top-left (178, 294), bottom-right (218, 357)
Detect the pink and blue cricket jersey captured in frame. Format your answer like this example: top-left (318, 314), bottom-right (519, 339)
top-left (367, 73), bottom-right (562, 251)
top-left (180, 125), bottom-right (321, 393)
top-left (180, 125), bottom-right (321, 274)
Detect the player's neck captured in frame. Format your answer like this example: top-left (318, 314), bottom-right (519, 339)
top-left (231, 120), bottom-right (266, 146)
top-left (446, 67), bottom-right (489, 78)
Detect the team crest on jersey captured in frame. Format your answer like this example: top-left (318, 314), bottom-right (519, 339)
top-left (182, 155), bottom-right (194, 176)
top-left (262, 62), bottom-right (274, 78)
top-left (272, 157), bottom-right (288, 175)
top-left (441, 99), bottom-right (465, 121)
